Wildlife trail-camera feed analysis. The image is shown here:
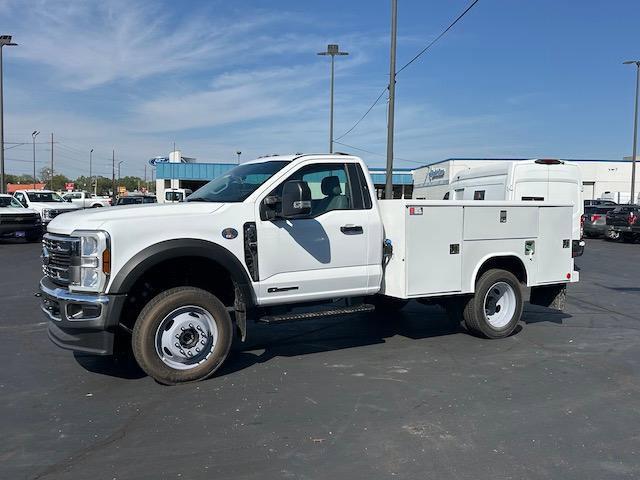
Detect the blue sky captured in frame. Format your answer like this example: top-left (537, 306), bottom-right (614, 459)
top-left (1, 0), bottom-right (639, 179)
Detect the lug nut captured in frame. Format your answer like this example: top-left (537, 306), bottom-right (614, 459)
top-left (189, 323), bottom-right (193, 328)
top-left (181, 326), bottom-right (185, 331)
top-left (187, 351), bottom-right (193, 357)
top-left (200, 340), bottom-right (206, 345)
top-left (175, 334), bottom-right (180, 338)
top-left (196, 348), bottom-right (200, 353)
top-left (175, 343), bottom-right (180, 347)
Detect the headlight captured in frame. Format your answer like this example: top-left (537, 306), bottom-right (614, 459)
top-left (42, 209), bottom-right (52, 219)
top-left (69, 230), bottom-right (110, 293)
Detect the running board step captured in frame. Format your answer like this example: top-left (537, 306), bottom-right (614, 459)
top-left (258, 303), bottom-right (375, 324)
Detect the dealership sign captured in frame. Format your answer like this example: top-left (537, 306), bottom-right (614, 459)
top-left (428, 168), bottom-right (445, 181)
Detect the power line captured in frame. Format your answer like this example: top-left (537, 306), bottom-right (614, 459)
top-left (334, 0), bottom-right (480, 140)
top-left (396, 0), bottom-right (480, 75)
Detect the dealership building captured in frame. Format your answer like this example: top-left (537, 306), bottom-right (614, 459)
top-left (412, 157), bottom-right (640, 202)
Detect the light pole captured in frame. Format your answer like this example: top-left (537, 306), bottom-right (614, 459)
top-left (31, 130), bottom-right (39, 189)
top-left (89, 148), bottom-right (94, 194)
top-left (0, 35), bottom-right (17, 194)
top-left (117, 160), bottom-right (124, 191)
top-left (317, 44), bottom-right (348, 153)
top-left (236, 151), bottom-right (241, 163)
top-left (624, 60), bottom-right (640, 204)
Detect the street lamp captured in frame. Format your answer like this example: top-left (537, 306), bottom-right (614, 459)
top-left (0, 35), bottom-right (17, 194)
top-left (317, 44), bottom-right (348, 153)
top-left (236, 151), bottom-right (241, 163)
top-left (624, 60), bottom-right (640, 204)
top-left (89, 148), bottom-right (94, 195)
top-left (31, 130), bottom-right (39, 189)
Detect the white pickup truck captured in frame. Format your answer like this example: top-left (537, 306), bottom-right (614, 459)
top-left (62, 191), bottom-right (111, 208)
top-left (39, 154), bottom-right (579, 384)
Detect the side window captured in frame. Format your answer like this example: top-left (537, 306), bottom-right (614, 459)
top-left (443, 192), bottom-right (450, 200)
top-left (350, 164), bottom-right (373, 209)
top-left (270, 163), bottom-right (353, 216)
top-left (473, 190), bottom-right (485, 200)
top-left (521, 196), bottom-right (544, 201)
top-left (15, 193), bottom-right (25, 205)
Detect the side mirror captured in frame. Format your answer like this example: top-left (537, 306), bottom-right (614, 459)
top-left (281, 180), bottom-right (311, 218)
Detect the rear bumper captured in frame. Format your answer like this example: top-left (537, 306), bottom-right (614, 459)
top-left (584, 223), bottom-right (607, 236)
top-left (609, 225), bottom-right (639, 234)
top-left (39, 277), bottom-right (126, 355)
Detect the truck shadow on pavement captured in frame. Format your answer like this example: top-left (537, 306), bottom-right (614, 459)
top-left (70, 302), bottom-right (572, 382)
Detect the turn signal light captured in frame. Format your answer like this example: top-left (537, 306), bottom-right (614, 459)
top-left (102, 249), bottom-right (111, 274)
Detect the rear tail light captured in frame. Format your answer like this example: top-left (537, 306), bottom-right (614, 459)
top-left (580, 214), bottom-right (585, 237)
top-left (629, 212), bottom-right (638, 226)
top-left (591, 214), bottom-right (601, 222)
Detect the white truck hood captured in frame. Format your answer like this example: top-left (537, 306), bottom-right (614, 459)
top-left (0, 206), bottom-right (39, 216)
top-left (46, 202), bottom-right (226, 235)
top-left (29, 202), bottom-right (81, 212)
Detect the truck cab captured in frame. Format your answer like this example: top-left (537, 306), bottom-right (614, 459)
top-left (62, 191), bottom-right (111, 208)
top-left (13, 189), bottom-right (81, 224)
top-left (39, 154), bottom-right (577, 385)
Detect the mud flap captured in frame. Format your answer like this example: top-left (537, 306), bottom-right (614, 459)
top-left (529, 284), bottom-right (567, 311)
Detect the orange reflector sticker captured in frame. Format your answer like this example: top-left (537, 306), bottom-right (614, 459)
top-left (103, 249), bottom-right (111, 274)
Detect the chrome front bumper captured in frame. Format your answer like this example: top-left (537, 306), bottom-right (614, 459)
top-left (39, 277), bottom-right (126, 355)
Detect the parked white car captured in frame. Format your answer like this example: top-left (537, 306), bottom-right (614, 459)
top-left (40, 154), bottom-right (578, 385)
top-left (0, 194), bottom-right (42, 241)
top-left (12, 189), bottom-right (81, 224)
top-left (62, 191), bottom-right (111, 208)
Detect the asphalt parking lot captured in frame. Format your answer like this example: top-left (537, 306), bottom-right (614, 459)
top-left (1, 238), bottom-right (639, 480)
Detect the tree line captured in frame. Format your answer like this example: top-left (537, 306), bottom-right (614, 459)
top-left (5, 167), bottom-right (155, 194)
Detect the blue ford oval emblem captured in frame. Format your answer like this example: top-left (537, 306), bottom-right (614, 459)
top-left (221, 228), bottom-right (238, 240)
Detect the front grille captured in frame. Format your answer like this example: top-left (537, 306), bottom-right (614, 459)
top-left (1, 213), bottom-right (40, 225)
top-left (42, 234), bottom-right (79, 286)
top-left (47, 209), bottom-right (68, 220)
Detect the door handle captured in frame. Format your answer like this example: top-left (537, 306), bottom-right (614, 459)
top-left (340, 224), bottom-right (363, 235)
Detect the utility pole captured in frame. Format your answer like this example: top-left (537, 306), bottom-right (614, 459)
top-left (318, 44), bottom-right (349, 153)
top-left (111, 149), bottom-right (116, 204)
top-left (384, 0), bottom-right (398, 200)
top-left (50, 133), bottom-right (53, 190)
top-left (31, 130), bottom-right (39, 189)
top-left (624, 60), bottom-right (640, 204)
top-left (89, 148), bottom-right (94, 195)
top-left (0, 35), bottom-right (17, 194)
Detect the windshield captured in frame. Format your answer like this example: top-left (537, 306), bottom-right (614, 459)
top-left (188, 161), bottom-right (290, 203)
top-left (1, 197), bottom-right (24, 208)
top-left (26, 191), bottom-right (64, 203)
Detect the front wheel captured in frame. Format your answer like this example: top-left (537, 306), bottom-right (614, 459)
top-left (606, 229), bottom-right (620, 241)
top-left (132, 287), bottom-right (233, 385)
top-left (463, 269), bottom-right (523, 339)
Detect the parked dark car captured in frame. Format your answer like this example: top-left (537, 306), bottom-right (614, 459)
top-left (605, 205), bottom-right (640, 242)
top-left (583, 206), bottom-right (616, 238)
top-left (115, 195), bottom-right (157, 206)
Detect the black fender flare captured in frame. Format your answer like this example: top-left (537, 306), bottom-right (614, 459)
top-left (108, 239), bottom-right (255, 337)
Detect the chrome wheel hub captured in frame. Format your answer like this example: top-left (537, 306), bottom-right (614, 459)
top-left (155, 306), bottom-right (218, 370)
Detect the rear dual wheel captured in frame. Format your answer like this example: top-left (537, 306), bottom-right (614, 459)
top-left (132, 287), bottom-right (233, 385)
top-left (462, 269), bottom-right (523, 339)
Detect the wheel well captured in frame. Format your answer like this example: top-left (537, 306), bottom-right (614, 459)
top-left (476, 256), bottom-right (527, 285)
top-left (119, 256), bottom-right (236, 331)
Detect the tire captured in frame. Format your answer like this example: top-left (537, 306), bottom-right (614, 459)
top-left (370, 295), bottom-right (409, 315)
top-left (606, 229), bottom-right (620, 241)
top-left (622, 233), bottom-right (636, 243)
top-left (463, 269), bottom-right (523, 339)
top-left (132, 287), bottom-right (233, 385)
